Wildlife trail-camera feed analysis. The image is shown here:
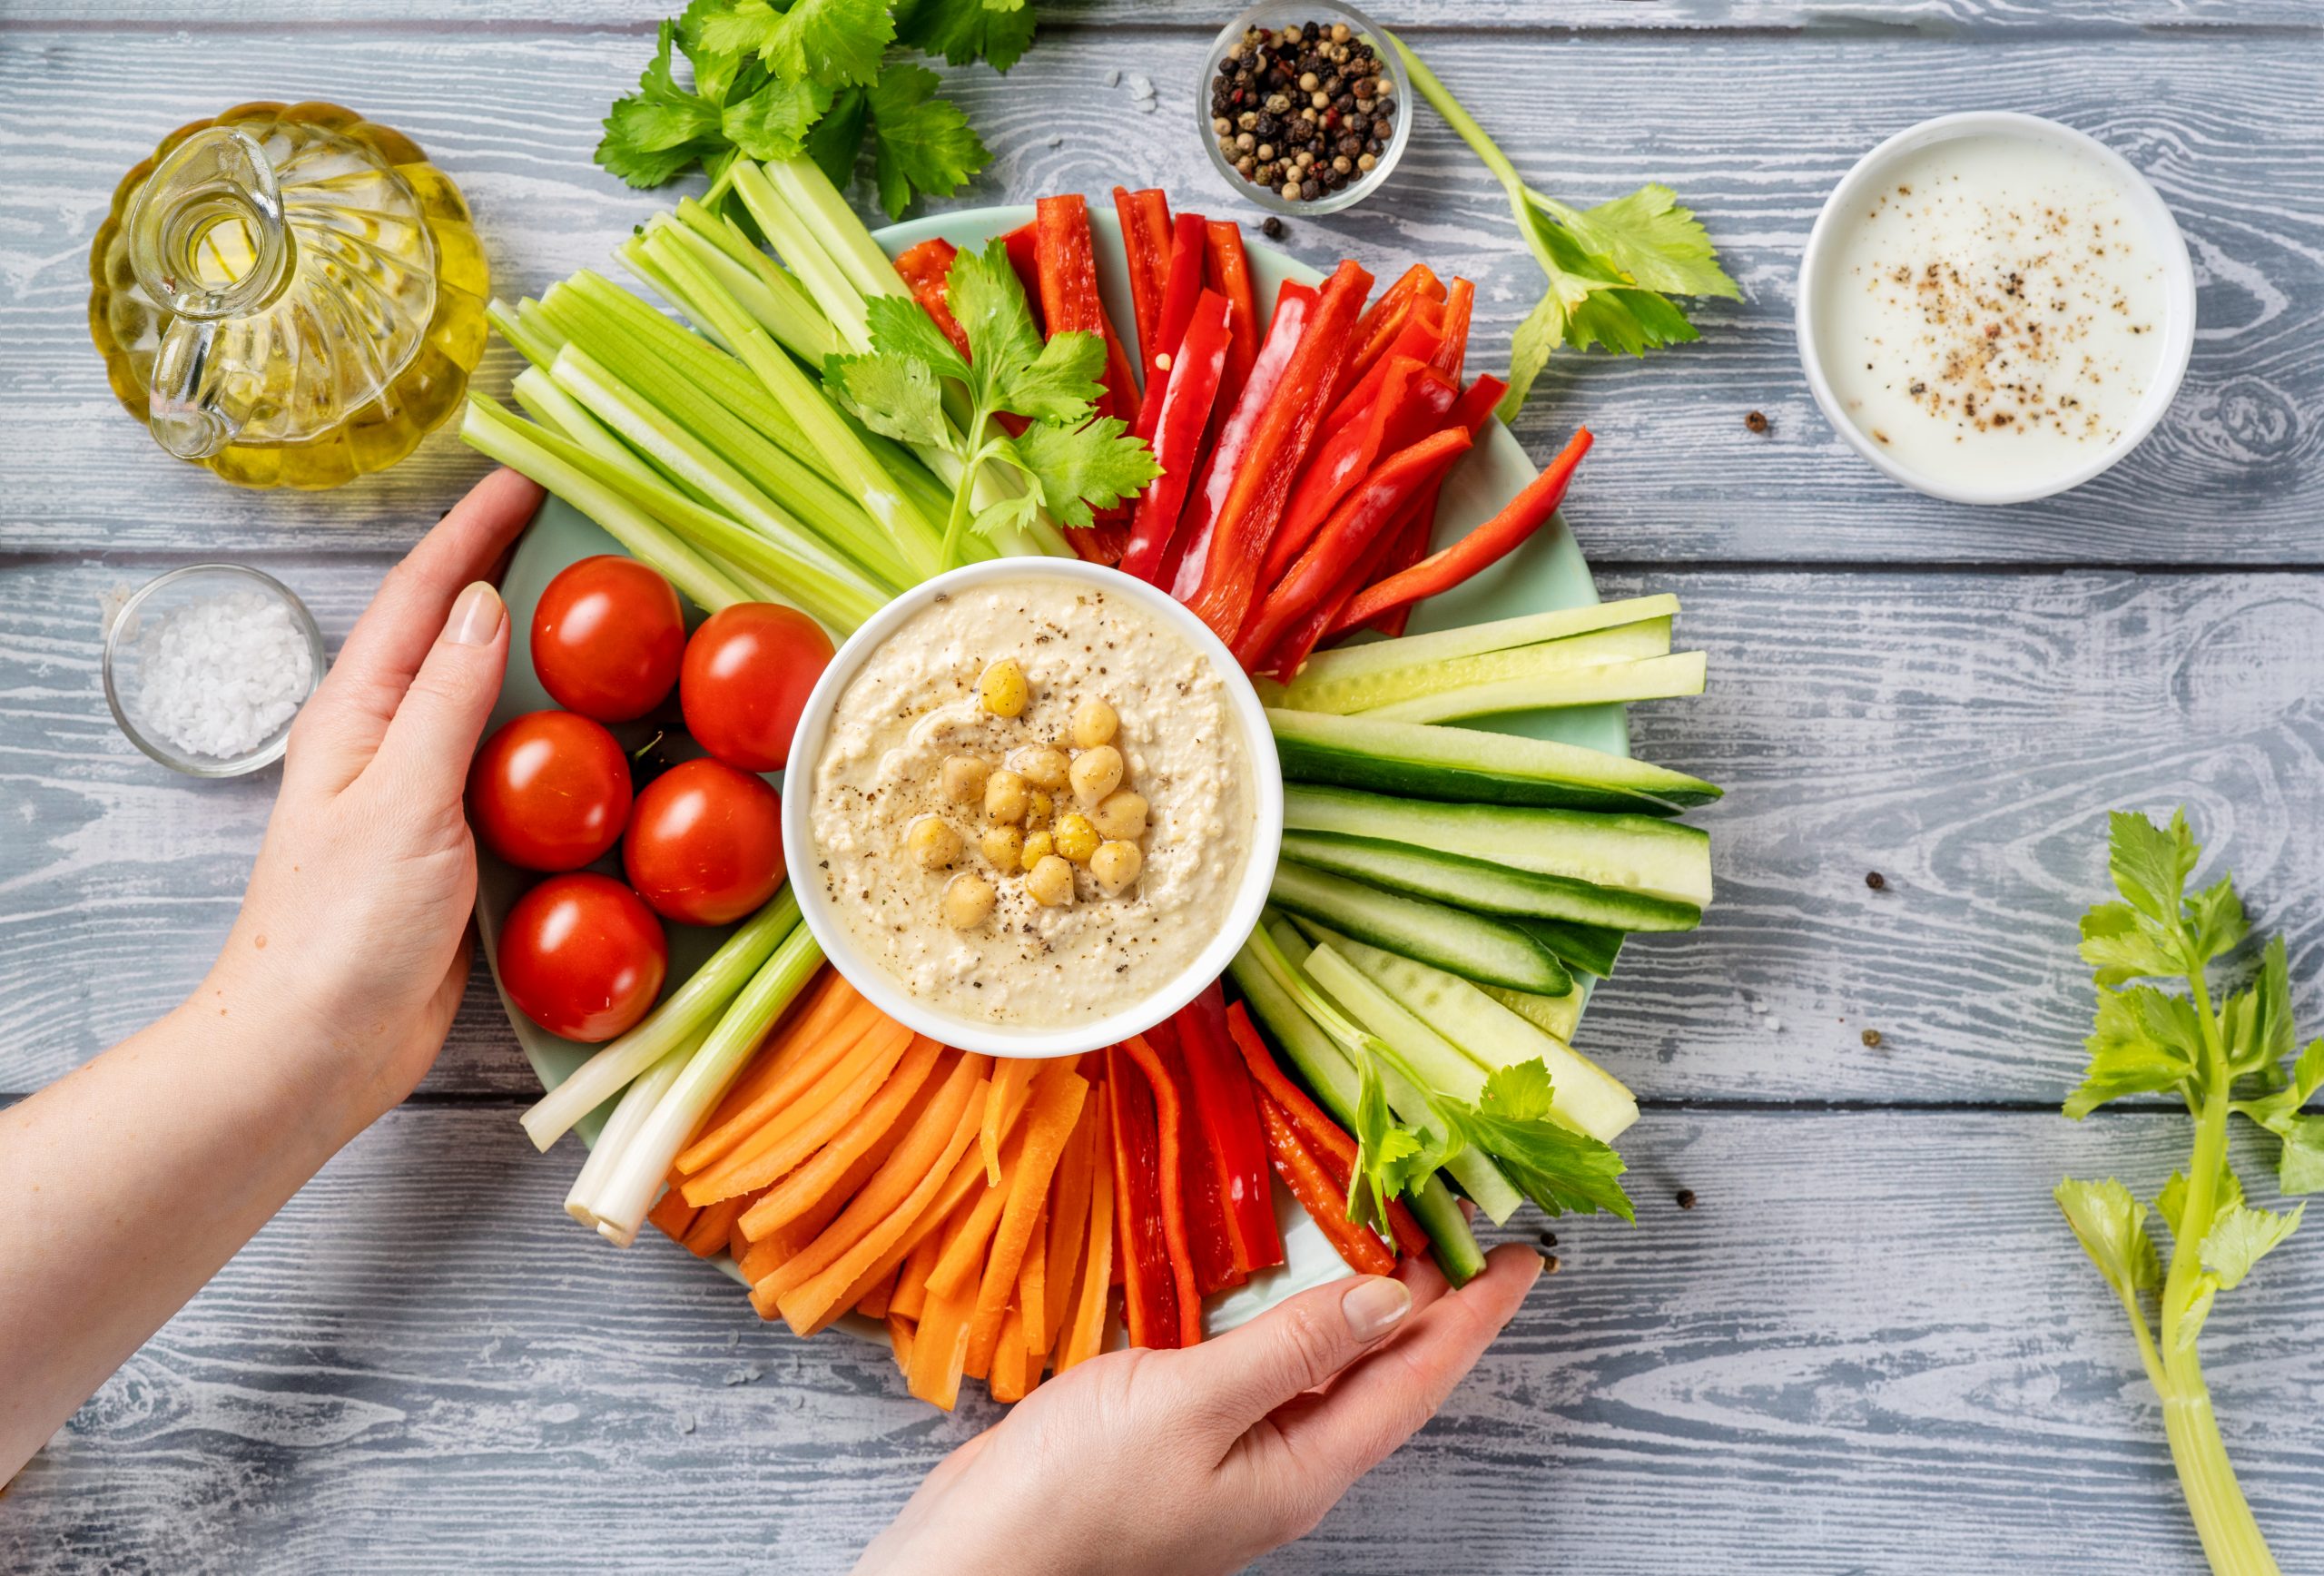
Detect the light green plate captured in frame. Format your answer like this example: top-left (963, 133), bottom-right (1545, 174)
top-left (478, 202), bottom-right (1614, 1337)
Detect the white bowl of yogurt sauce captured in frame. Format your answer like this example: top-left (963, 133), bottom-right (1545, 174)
top-left (1797, 111), bottom-right (2195, 506)
top-left (784, 557), bottom-right (1284, 1060)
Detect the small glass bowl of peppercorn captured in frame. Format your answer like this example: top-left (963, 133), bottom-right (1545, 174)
top-left (1200, 2), bottom-right (1413, 218)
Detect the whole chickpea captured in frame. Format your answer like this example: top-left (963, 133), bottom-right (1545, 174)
top-left (1020, 829), bottom-right (1056, 870)
top-left (1053, 812), bottom-right (1099, 864)
top-left (1090, 789), bottom-right (1148, 842)
top-left (1025, 854), bottom-right (1075, 907)
top-left (1014, 746), bottom-right (1070, 792)
top-left (980, 824), bottom-right (1025, 871)
top-left (1071, 698), bottom-right (1118, 749)
top-left (1089, 840), bottom-right (1142, 896)
top-left (979, 658), bottom-right (1028, 718)
top-left (1068, 744), bottom-right (1123, 806)
top-left (942, 873), bottom-right (997, 931)
top-left (983, 768), bottom-right (1029, 823)
top-left (907, 816), bottom-right (962, 872)
top-left (940, 754), bottom-right (990, 804)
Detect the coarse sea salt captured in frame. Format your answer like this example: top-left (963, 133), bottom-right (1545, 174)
top-left (133, 587), bottom-right (314, 759)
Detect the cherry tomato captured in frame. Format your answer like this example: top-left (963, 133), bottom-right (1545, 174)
top-left (497, 873), bottom-right (666, 1042)
top-left (468, 710), bottom-right (633, 872)
top-left (622, 758), bottom-right (786, 925)
top-left (530, 555), bottom-right (685, 723)
top-left (680, 603), bottom-right (834, 772)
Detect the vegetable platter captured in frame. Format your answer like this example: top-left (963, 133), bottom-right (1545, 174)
top-left (467, 158), bottom-right (1723, 1411)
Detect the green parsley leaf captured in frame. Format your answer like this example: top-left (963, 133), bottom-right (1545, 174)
top-left (867, 62), bottom-right (990, 220)
top-left (862, 293), bottom-right (971, 385)
top-left (1004, 417), bottom-right (1158, 531)
top-left (1347, 1049), bottom-right (1413, 1237)
top-left (944, 240), bottom-right (1046, 399)
top-left (969, 492), bottom-right (1039, 541)
top-left (823, 348), bottom-right (946, 448)
top-left (2201, 1202), bottom-right (2304, 1291)
top-left (2054, 1177), bottom-right (2160, 1297)
top-left (893, 0), bottom-right (1038, 73)
top-left (598, 21), bottom-right (727, 187)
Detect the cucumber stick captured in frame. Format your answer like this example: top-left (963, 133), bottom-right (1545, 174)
top-left (1268, 706), bottom-right (1719, 813)
top-left (1284, 618), bottom-right (1671, 715)
top-left (1487, 983), bottom-right (1582, 1043)
top-left (1300, 923), bottom-right (1637, 1143)
top-left (1521, 917), bottom-right (1627, 978)
top-left (1284, 593), bottom-right (1681, 701)
top-left (1269, 862), bottom-right (1573, 996)
top-left (1301, 946), bottom-right (1528, 1225)
top-left (1279, 830), bottom-right (1698, 933)
top-left (1226, 944), bottom-right (1487, 1284)
top-left (1285, 784), bottom-right (1715, 909)
top-left (1366, 650), bottom-right (1708, 724)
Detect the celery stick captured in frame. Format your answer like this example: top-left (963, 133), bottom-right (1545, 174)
top-left (487, 297), bottom-right (557, 371)
top-left (616, 233), bottom-right (733, 350)
top-left (551, 342), bottom-right (905, 595)
top-left (463, 397), bottom-right (752, 616)
top-left (584, 921), bottom-right (826, 1246)
top-left (518, 891), bottom-right (797, 1150)
top-left (516, 296), bottom-right (569, 361)
top-left (513, 368), bottom-right (653, 484)
top-left (757, 156), bottom-right (912, 308)
top-left (496, 399), bottom-right (886, 633)
top-left (665, 202), bottom-right (839, 364)
top-left (730, 162), bottom-right (871, 351)
top-left (564, 1029), bottom-right (699, 1227)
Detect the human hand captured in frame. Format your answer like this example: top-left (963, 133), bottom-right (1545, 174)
top-left (206, 468), bottom-right (541, 1132)
top-left (854, 1243), bottom-right (1545, 1576)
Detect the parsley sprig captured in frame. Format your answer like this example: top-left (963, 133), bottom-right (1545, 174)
top-left (824, 239), bottom-right (1157, 566)
top-left (598, 0), bottom-right (1030, 218)
top-left (2055, 810), bottom-right (2319, 1572)
top-left (1384, 32), bottom-right (1739, 421)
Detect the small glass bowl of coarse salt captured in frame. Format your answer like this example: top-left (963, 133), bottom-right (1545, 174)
top-left (103, 565), bottom-right (327, 777)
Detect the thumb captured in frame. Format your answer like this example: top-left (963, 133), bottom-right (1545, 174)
top-left (1176, 1274), bottom-right (1413, 1436)
top-left (372, 581), bottom-right (510, 793)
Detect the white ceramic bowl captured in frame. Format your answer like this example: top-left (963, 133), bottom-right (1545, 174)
top-left (782, 559), bottom-right (1284, 1059)
top-left (1795, 110), bottom-right (2196, 506)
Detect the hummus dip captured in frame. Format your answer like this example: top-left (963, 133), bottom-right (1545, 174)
top-left (811, 575), bottom-right (1256, 1029)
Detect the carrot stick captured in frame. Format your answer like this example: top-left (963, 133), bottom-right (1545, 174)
top-left (907, 1285), bottom-right (977, 1411)
top-left (750, 1055), bottom-right (988, 1306)
top-left (697, 968), bottom-right (857, 1131)
top-left (966, 1068), bottom-right (1088, 1376)
top-left (770, 1080), bottom-right (991, 1335)
top-left (989, 1300), bottom-right (1033, 1404)
top-left (1121, 1034), bottom-right (1206, 1347)
top-left (854, 1260), bottom-right (901, 1321)
top-left (1057, 1100), bottom-right (1118, 1373)
top-left (888, 1314), bottom-right (915, 1375)
top-left (890, 1198), bottom-right (951, 1322)
top-left (685, 1018), bottom-right (916, 1203)
top-left (1018, 1226), bottom-right (1049, 1364)
top-left (681, 1192), bottom-right (749, 1257)
top-left (1039, 1102), bottom-right (1098, 1353)
top-left (738, 1037), bottom-right (947, 1238)
top-left (983, 1058), bottom-right (1040, 1186)
top-left (680, 992), bottom-right (883, 1174)
top-left (645, 1183), bottom-right (700, 1245)
top-left (929, 1123), bottom-right (1026, 1301)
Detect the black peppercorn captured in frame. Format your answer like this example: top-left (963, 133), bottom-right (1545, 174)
top-left (1254, 113), bottom-right (1277, 139)
top-left (1324, 167), bottom-right (1346, 190)
top-left (1866, 870), bottom-right (1886, 890)
top-left (1676, 1188), bottom-right (1698, 1210)
top-left (1262, 214), bottom-right (1286, 240)
top-left (1364, 137), bottom-right (1382, 155)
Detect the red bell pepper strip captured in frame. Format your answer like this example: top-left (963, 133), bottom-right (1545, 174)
top-left (1119, 290), bottom-right (1232, 584)
top-left (1256, 1091), bottom-right (1397, 1276)
top-left (1118, 1034), bottom-right (1206, 1346)
top-left (1428, 277), bottom-right (1475, 382)
top-left (1182, 259), bottom-right (1373, 644)
top-left (1107, 1043), bottom-right (1184, 1349)
top-left (1324, 305), bottom-right (1446, 437)
top-left (1175, 984), bottom-right (1284, 1277)
top-left (1131, 190), bottom-right (1174, 349)
top-left (1343, 264), bottom-right (1446, 391)
top-left (1111, 186), bottom-right (1165, 357)
top-left (1144, 1019), bottom-right (1244, 1297)
top-left (1266, 356), bottom-right (1460, 584)
top-left (1165, 280), bottom-right (1316, 602)
top-left (892, 238), bottom-right (970, 359)
top-left (1202, 221), bottom-right (1260, 413)
top-left (1000, 222), bottom-right (1043, 334)
top-left (1035, 194), bottom-right (1142, 420)
top-left (1333, 426), bottom-right (1594, 636)
top-left (1133, 212), bottom-right (1212, 440)
top-left (1225, 1004), bottom-right (1426, 1258)
top-left (1262, 373), bottom-right (1506, 669)
top-left (1236, 427), bottom-right (1473, 668)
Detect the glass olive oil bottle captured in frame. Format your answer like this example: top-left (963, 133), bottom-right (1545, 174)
top-left (88, 101), bottom-right (489, 489)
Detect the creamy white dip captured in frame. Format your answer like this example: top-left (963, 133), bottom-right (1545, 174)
top-left (1812, 133), bottom-right (2170, 489)
top-left (812, 576), bottom-right (1255, 1029)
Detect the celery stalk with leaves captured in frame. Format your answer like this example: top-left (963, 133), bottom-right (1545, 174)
top-left (1384, 32), bottom-right (1739, 421)
top-left (2055, 810), bottom-right (2322, 1576)
top-left (823, 239), bottom-right (1157, 568)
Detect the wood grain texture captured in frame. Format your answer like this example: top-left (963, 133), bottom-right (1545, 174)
top-left (11, 559), bottom-right (2318, 1103)
top-left (4, 1103), bottom-right (2319, 1574)
top-left (3, 27), bottom-right (2319, 561)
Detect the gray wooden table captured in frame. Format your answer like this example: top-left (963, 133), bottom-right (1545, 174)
top-left (5, 2), bottom-right (2320, 1571)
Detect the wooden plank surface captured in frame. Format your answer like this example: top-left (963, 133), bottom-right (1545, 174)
top-left (3, 1103), bottom-right (2318, 1575)
top-left (12, 561), bottom-right (2317, 1104)
top-left (4, 25), bottom-right (2319, 562)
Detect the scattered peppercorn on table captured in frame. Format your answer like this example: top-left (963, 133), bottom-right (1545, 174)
top-left (9, 3), bottom-right (2324, 1572)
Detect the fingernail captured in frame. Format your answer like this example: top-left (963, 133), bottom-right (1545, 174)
top-left (1341, 1276), bottom-right (1412, 1343)
top-left (446, 581), bottom-right (503, 645)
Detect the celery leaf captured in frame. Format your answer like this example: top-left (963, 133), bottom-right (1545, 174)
top-left (2054, 1177), bottom-right (2160, 1296)
top-left (866, 63), bottom-right (990, 220)
top-left (894, 0), bottom-right (1038, 72)
top-left (697, 0), bottom-right (891, 87)
top-left (2109, 807), bottom-right (2200, 925)
top-left (2201, 1202), bottom-right (2304, 1291)
top-left (1529, 184), bottom-right (1742, 303)
top-left (598, 22), bottom-right (727, 187)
